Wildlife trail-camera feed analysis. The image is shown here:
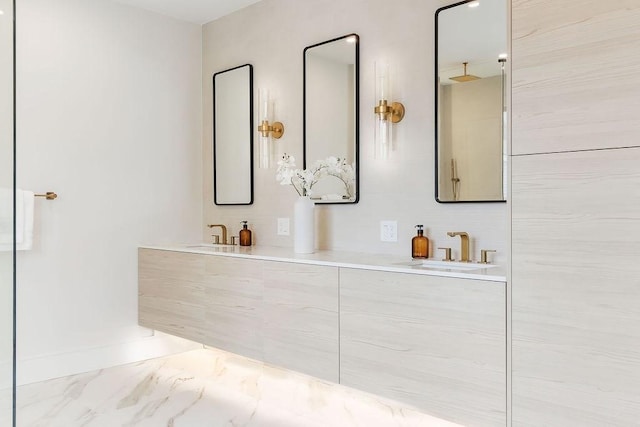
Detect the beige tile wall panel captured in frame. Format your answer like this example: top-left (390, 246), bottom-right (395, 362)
top-left (138, 249), bottom-right (208, 343)
top-left (339, 268), bottom-right (506, 427)
top-left (512, 149), bottom-right (640, 426)
top-left (202, 256), bottom-right (265, 361)
top-left (262, 262), bottom-right (339, 383)
top-left (512, 0), bottom-right (640, 155)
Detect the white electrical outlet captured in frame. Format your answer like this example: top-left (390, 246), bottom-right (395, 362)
top-left (380, 220), bottom-right (398, 242)
top-left (277, 218), bottom-right (290, 236)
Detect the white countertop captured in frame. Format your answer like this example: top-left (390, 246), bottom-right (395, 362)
top-left (139, 244), bottom-right (507, 283)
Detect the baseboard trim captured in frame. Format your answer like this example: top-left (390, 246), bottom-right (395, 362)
top-left (13, 331), bottom-right (201, 386)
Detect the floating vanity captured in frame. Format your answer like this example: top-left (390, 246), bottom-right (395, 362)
top-left (138, 245), bottom-right (507, 426)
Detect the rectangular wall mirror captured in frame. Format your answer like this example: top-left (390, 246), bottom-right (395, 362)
top-left (213, 64), bottom-right (253, 205)
top-left (435, 0), bottom-right (507, 203)
top-left (304, 34), bottom-right (359, 204)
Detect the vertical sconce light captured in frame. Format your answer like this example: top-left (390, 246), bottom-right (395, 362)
top-left (257, 88), bottom-right (285, 168)
top-left (374, 63), bottom-right (405, 159)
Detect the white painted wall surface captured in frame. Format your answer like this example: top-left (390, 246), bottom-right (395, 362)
top-left (15, 0), bottom-right (203, 384)
top-left (202, 0), bottom-right (508, 261)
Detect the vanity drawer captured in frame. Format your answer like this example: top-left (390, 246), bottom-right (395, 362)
top-left (339, 268), bottom-right (506, 427)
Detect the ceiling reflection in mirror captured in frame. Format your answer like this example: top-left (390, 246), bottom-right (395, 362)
top-left (435, 0), bottom-right (507, 203)
top-left (304, 34), bottom-right (359, 204)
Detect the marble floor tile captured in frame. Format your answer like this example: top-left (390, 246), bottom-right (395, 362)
top-left (13, 348), bottom-right (462, 427)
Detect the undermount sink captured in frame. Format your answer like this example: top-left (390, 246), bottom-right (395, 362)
top-left (398, 259), bottom-right (498, 271)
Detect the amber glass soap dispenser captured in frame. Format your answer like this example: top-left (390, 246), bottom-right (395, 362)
top-left (239, 221), bottom-right (252, 246)
top-left (412, 225), bottom-right (429, 259)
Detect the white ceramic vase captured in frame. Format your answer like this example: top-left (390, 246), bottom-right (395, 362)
top-left (294, 196), bottom-right (315, 254)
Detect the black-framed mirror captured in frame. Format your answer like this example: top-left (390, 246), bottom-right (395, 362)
top-left (303, 34), bottom-right (359, 204)
top-left (213, 64), bottom-right (253, 205)
top-left (435, 0), bottom-right (507, 203)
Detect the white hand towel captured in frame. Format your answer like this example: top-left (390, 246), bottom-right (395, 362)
top-left (17, 190), bottom-right (34, 251)
top-left (0, 189), bottom-right (35, 251)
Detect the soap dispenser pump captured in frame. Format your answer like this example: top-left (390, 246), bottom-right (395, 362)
top-left (239, 221), bottom-right (252, 246)
top-left (412, 225), bottom-right (429, 259)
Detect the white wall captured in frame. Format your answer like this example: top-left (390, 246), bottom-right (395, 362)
top-left (202, 0), bottom-right (508, 261)
top-left (15, 0), bottom-right (203, 384)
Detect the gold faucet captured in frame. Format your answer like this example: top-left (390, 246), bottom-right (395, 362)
top-left (447, 231), bottom-right (470, 262)
top-left (207, 224), bottom-right (227, 245)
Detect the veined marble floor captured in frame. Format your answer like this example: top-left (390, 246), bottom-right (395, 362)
top-left (2, 348), bottom-right (463, 427)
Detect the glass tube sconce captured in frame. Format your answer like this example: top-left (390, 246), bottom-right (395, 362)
top-left (374, 63), bottom-right (405, 159)
top-left (257, 88), bottom-right (285, 168)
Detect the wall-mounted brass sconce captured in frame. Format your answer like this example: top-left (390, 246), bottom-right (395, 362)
top-left (374, 100), bottom-right (405, 124)
top-left (257, 120), bottom-right (284, 139)
top-left (257, 88), bottom-right (285, 168)
top-left (374, 63), bottom-right (405, 159)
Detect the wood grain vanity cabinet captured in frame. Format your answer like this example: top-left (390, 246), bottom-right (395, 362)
top-left (139, 250), bottom-right (264, 359)
top-left (339, 268), bottom-right (506, 427)
top-left (201, 255), bottom-right (265, 361)
top-left (138, 250), bottom-right (209, 344)
top-left (262, 261), bottom-right (339, 382)
top-left (138, 248), bottom-right (339, 382)
top-left (139, 248), bottom-right (506, 425)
